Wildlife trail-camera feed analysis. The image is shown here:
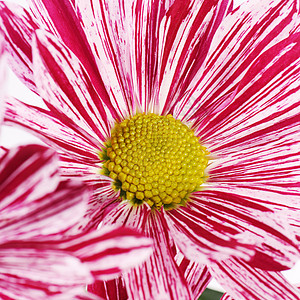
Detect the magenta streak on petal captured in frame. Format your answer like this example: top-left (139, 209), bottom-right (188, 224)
top-left (179, 0), bottom-right (296, 129)
top-left (34, 33), bottom-right (110, 142)
top-left (0, 3), bottom-right (38, 92)
top-left (0, 145), bottom-right (58, 210)
top-left (123, 212), bottom-right (192, 300)
top-left (88, 278), bottom-right (128, 300)
top-left (4, 100), bottom-right (100, 163)
top-left (0, 180), bottom-right (89, 241)
top-left (29, 0), bottom-right (120, 120)
top-left (201, 32), bottom-right (300, 143)
top-left (176, 254), bottom-right (211, 299)
top-left (209, 258), bottom-right (300, 300)
top-left (163, 0), bottom-right (231, 114)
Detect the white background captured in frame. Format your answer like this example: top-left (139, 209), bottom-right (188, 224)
top-left (2, 0), bottom-right (300, 293)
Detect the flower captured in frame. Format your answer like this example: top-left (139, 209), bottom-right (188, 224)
top-left (1, 0), bottom-right (300, 299)
top-left (0, 38), bottom-right (152, 299)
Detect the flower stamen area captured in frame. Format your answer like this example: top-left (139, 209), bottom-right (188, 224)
top-left (100, 113), bottom-right (209, 210)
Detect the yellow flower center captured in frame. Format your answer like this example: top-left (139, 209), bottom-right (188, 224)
top-left (100, 113), bottom-right (209, 210)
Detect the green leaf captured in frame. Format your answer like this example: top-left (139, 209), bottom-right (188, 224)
top-left (198, 288), bottom-right (224, 300)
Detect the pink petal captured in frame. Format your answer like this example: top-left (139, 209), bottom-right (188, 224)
top-left (209, 258), bottom-right (300, 300)
top-left (200, 33), bottom-right (300, 151)
top-left (0, 35), bottom-right (6, 123)
top-left (220, 294), bottom-right (234, 300)
top-left (166, 194), bottom-right (300, 270)
top-left (5, 98), bottom-right (101, 164)
top-left (123, 213), bottom-right (192, 299)
top-left (33, 30), bottom-right (113, 142)
top-left (77, 0), bottom-right (231, 114)
top-left (88, 278), bottom-right (127, 300)
top-left (101, 203), bottom-right (193, 298)
top-left (0, 145), bottom-right (89, 241)
top-left (176, 253), bottom-right (211, 299)
top-left (28, 0), bottom-right (116, 117)
top-left (0, 2), bottom-right (38, 92)
top-left (0, 246), bottom-right (93, 300)
top-left (165, 203), bottom-right (254, 263)
top-left (159, 0), bottom-right (232, 114)
top-left (73, 291), bottom-right (103, 300)
top-left (59, 226), bottom-right (153, 280)
top-left (174, 0), bottom-right (297, 125)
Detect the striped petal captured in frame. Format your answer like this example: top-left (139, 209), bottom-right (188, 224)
top-left (199, 33), bottom-right (300, 152)
top-left (220, 294), bottom-right (234, 300)
top-left (176, 253), bottom-right (211, 299)
top-left (0, 35), bottom-right (6, 125)
top-left (0, 145), bottom-right (89, 242)
top-left (100, 203), bottom-right (193, 299)
top-left (27, 0), bottom-right (117, 118)
top-left (165, 202), bottom-right (253, 263)
top-left (174, 0), bottom-right (297, 124)
top-left (0, 246), bottom-right (93, 300)
top-left (209, 258), bottom-right (300, 300)
top-left (33, 30), bottom-right (112, 142)
top-left (5, 98), bottom-right (100, 164)
top-left (76, 0), bottom-right (231, 115)
top-left (59, 226), bottom-right (153, 280)
top-left (0, 2), bottom-right (38, 92)
top-left (166, 194), bottom-right (299, 270)
top-left (87, 278), bottom-right (127, 300)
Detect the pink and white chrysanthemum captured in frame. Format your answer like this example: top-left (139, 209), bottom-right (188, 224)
top-left (0, 38), bottom-right (153, 300)
top-left (1, 0), bottom-right (300, 299)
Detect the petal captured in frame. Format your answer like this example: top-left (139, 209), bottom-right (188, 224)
top-left (0, 246), bottom-right (93, 300)
top-left (77, 0), bottom-right (231, 114)
top-left (159, 0), bottom-right (232, 114)
top-left (88, 278), bottom-right (127, 300)
top-left (165, 202), bottom-right (254, 263)
top-left (33, 30), bottom-right (113, 142)
top-left (0, 2), bottom-right (38, 92)
top-left (180, 192), bottom-right (299, 270)
top-left (123, 212), bottom-right (193, 299)
top-left (174, 0), bottom-right (297, 125)
top-left (0, 144), bottom-right (59, 214)
top-left (220, 294), bottom-right (234, 300)
top-left (0, 145), bottom-right (89, 241)
top-left (101, 203), bottom-right (193, 299)
top-left (27, 0), bottom-right (116, 117)
top-left (209, 258), bottom-right (300, 300)
top-left (0, 35), bottom-right (6, 123)
top-left (5, 98), bottom-right (101, 164)
top-left (176, 253), bottom-right (211, 299)
top-left (59, 226), bottom-right (153, 280)
top-left (200, 32), bottom-right (300, 152)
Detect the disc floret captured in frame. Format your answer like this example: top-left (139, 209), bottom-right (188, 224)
top-left (100, 113), bottom-right (209, 210)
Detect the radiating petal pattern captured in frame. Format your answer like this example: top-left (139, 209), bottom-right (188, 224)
top-left (209, 258), bottom-right (300, 300)
top-left (100, 203), bottom-right (193, 299)
top-left (165, 201), bottom-right (254, 263)
top-left (5, 98), bottom-right (100, 164)
top-left (33, 30), bottom-right (113, 142)
top-left (174, 0), bottom-right (297, 124)
top-left (77, 0), bottom-right (232, 116)
top-left (167, 192), bottom-right (299, 270)
top-left (27, 0), bottom-right (117, 117)
top-left (1, 0), bottom-right (300, 299)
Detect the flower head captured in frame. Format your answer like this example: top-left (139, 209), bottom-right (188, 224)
top-left (1, 0), bottom-right (300, 299)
